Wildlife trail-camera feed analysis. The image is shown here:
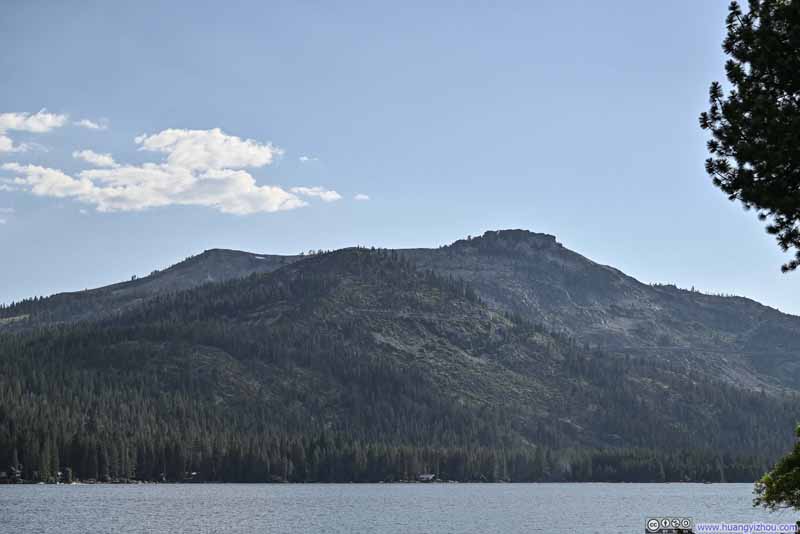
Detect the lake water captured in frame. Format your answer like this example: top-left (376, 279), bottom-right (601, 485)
top-left (1, 483), bottom-right (797, 533)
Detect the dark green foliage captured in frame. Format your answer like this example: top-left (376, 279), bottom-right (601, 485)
top-left (755, 425), bottom-right (800, 510)
top-left (0, 249), bottom-right (296, 327)
top-left (409, 230), bottom-right (800, 393)
top-left (5, 230), bottom-right (800, 398)
top-left (700, 0), bottom-right (800, 271)
top-left (0, 249), bottom-right (797, 483)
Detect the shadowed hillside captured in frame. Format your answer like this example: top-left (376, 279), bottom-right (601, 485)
top-left (0, 249), bottom-right (298, 327)
top-left (1, 247), bottom-right (797, 483)
top-left (5, 230), bottom-right (797, 395)
top-left (403, 230), bottom-right (800, 392)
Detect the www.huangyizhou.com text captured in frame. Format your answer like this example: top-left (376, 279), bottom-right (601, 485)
top-left (694, 522), bottom-right (798, 533)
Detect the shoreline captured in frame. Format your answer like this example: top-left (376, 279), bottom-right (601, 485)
top-left (0, 479), bottom-right (750, 486)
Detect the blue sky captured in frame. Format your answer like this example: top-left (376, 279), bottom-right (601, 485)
top-left (1, 1), bottom-right (798, 315)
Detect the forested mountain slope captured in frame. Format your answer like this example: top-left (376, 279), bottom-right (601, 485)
top-left (1, 248), bottom-right (797, 483)
top-left (403, 230), bottom-right (800, 393)
top-left (0, 249), bottom-right (297, 328)
top-left (4, 230), bottom-right (799, 398)
top-left (4, 230), bottom-right (798, 397)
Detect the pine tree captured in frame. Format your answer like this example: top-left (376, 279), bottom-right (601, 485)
top-left (754, 425), bottom-right (800, 510)
top-left (700, 0), bottom-right (800, 271)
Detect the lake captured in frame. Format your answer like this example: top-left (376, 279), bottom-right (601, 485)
top-left (1, 483), bottom-right (797, 533)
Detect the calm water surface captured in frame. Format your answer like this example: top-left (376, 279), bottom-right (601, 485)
top-left (1, 483), bottom-right (797, 533)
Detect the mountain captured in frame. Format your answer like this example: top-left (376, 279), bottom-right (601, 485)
top-left (1, 243), bottom-right (798, 484)
top-left (4, 229), bottom-right (799, 394)
top-left (0, 249), bottom-right (298, 327)
top-left (403, 230), bottom-right (800, 393)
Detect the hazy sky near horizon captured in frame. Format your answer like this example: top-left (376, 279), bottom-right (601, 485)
top-left (2, 1), bottom-right (799, 315)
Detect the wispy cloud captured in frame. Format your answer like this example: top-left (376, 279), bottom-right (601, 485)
top-left (354, 193), bottom-right (370, 201)
top-left (0, 207), bottom-right (13, 225)
top-left (73, 149), bottom-right (118, 168)
top-left (3, 128), bottom-right (341, 215)
top-left (75, 118), bottom-right (108, 130)
top-left (290, 186), bottom-right (342, 202)
top-left (0, 109), bottom-right (68, 153)
top-left (298, 155), bottom-right (318, 163)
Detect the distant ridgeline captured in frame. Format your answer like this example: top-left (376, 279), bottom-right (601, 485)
top-left (1, 232), bottom-right (799, 483)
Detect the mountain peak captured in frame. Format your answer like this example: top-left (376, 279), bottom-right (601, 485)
top-left (447, 229), bottom-right (560, 252)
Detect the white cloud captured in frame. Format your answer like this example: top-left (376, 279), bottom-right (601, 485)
top-left (75, 118), bottom-right (107, 130)
top-left (0, 110), bottom-right (67, 133)
top-left (0, 207), bottom-right (12, 224)
top-left (3, 163), bottom-right (96, 199)
top-left (79, 209), bottom-right (88, 215)
top-left (73, 149), bottom-right (118, 168)
top-left (180, 169), bottom-right (306, 214)
top-left (354, 193), bottom-right (370, 201)
top-left (298, 155), bottom-right (318, 162)
top-left (290, 186), bottom-right (342, 203)
top-left (72, 164), bottom-right (305, 214)
top-left (0, 110), bottom-right (68, 152)
top-left (0, 135), bottom-right (15, 152)
top-left (3, 127), bottom-right (338, 215)
top-left (135, 128), bottom-right (283, 171)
